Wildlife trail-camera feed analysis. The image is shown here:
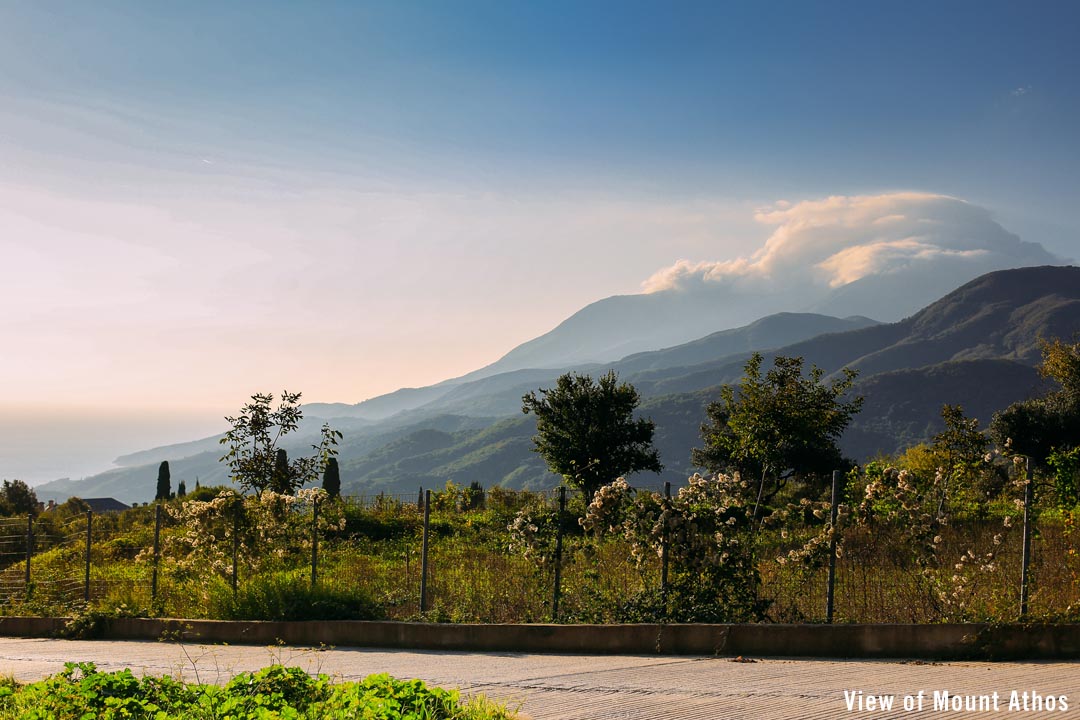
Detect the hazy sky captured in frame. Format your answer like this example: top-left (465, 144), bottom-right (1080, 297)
top-left (2, 1), bottom-right (1078, 432)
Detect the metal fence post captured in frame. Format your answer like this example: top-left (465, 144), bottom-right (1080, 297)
top-left (84, 510), bottom-right (93, 602)
top-left (311, 497), bottom-right (319, 589)
top-left (1020, 457), bottom-right (1034, 619)
top-left (826, 469), bottom-right (840, 624)
top-left (661, 481), bottom-right (671, 600)
top-left (231, 501), bottom-right (239, 595)
top-left (420, 489), bottom-right (431, 613)
top-left (551, 486), bottom-right (566, 622)
top-left (151, 503), bottom-right (162, 605)
top-left (24, 514), bottom-right (32, 597)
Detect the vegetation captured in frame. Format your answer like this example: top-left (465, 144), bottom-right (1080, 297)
top-left (322, 457), bottom-right (341, 498)
top-left (156, 461), bottom-right (172, 502)
top-left (0, 663), bottom-right (516, 719)
top-left (693, 353), bottom-right (862, 517)
top-left (522, 371), bottom-right (662, 499)
top-left (0, 479), bottom-right (38, 517)
top-left (992, 339), bottom-right (1080, 469)
top-left (219, 391), bottom-right (342, 497)
top-left (6, 337), bottom-right (1080, 627)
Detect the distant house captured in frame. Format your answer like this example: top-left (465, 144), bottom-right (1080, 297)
top-left (82, 498), bottom-right (131, 514)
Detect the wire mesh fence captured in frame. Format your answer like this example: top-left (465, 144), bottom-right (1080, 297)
top-left (2, 482), bottom-right (1078, 624)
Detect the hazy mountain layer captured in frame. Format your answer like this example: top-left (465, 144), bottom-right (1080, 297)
top-left (38, 266), bottom-right (1080, 503)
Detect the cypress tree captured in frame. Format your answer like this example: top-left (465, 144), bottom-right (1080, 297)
top-left (322, 457), bottom-right (341, 498)
top-left (270, 448), bottom-right (292, 494)
top-left (155, 461), bottom-right (171, 501)
top-left (177, 480), bottom-right (187, 497)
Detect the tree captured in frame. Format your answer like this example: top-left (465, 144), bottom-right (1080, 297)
top-left (929, 404), bottom-right (994, 514)
top-left (692, 353), bottom-right (863, 509)
top-left (219, 391), bottom-right (343, 497)
top-left (991, 339), bottom-right (1080, 465)
top-left (322, 457), bottom-right (341, 499)
top-left (269, 448), bottom-right (293, 495)
top-left (155, 461), bottom-right (171, 501)
top-left (522, 371), bottom-right (662, 499)
top-left (177, 480), bottom-right (187, 498)
top-left (992, 339), bottom-right (1080, 508)
top-left (0, 479), bottom-right (39, 517)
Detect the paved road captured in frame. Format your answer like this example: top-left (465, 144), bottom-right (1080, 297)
top-left (1, 638), bottom-right (1078, 719)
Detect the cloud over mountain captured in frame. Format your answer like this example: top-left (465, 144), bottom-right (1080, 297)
top-left (642, 193), bottom-right (1062, 319)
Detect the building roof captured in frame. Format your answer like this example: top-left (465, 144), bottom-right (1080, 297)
top-left (81, 497), bottom-right (131, 513)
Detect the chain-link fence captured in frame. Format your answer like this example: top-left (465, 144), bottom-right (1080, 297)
top-left (2, 481), bottom-right (1077, 624)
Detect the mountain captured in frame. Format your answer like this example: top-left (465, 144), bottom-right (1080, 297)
top-left (333, 265), bottom-right (1080, 489)
top-left (39, 265), bottom-right (1080, 503)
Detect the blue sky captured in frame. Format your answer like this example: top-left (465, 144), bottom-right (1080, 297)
top-left (5, 1), bottom-right (1078, 203)
top-left (1, 1), bottom-right (1078, 479)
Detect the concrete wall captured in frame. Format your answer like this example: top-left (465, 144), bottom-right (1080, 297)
top-left (2, 617), bottom-right (1078, 659)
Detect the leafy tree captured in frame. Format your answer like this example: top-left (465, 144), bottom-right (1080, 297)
top-left (0, 479), bottom-right (39, 517)
top-left (155, 461), bottom-right (171, 501)
top-left (992, 339), bottom-right (1080, 509)
top-left (929, 404), bottom-right (995, 514)
top-left (692, 353), bottom-right (863, 511)
top-left (219, 391), bottom-right (343, 497)
top-left (522, 371), bottom-right (662, 499)
top-left (991, 339), bottom-right (1080, 465)
top-left (322, 457), bottom-right (341, 499)
top-left (177, 479), bottom-right (187, 498)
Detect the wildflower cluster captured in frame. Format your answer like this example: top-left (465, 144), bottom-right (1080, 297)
top-left (507, 498), bottom-right (561, 568)
top-left (580, 473), bottom-right (762, 622)
top-left (146, 488), bottom-right (344, 581)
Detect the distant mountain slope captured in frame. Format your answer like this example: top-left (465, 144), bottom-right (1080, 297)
top-left (842, 359), bottom-right (1048, 459)
top-left (303, 386), bottom-right (452, 421)
top-left (42, 266), bottom-right (1080, 503)
top-left (32, 413), bottom-right (498, 504)
top-left (614, 313), bottom-right (878, 374)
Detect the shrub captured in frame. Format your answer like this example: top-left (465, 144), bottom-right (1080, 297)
top-left (207, 572), bottom-right (384, 621)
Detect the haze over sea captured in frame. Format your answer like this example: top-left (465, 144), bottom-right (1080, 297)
top-left (0, 408), bottom-right (227, 486)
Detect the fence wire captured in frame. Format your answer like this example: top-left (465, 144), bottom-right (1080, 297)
top-left (3, 483), bottom-right (1078, 624)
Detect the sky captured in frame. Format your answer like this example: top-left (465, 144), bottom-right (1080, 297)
top-left (1, 1), bottom-right (1079, 482)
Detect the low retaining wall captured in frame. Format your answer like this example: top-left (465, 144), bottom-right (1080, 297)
top-left (1, 617), bottom-right (1077, 660)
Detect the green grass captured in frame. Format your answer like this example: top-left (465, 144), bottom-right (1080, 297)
top-left (2, 489), bottom-right (1079, 624)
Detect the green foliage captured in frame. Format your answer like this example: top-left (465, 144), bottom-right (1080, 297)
top-left (928, 405), bottom-right (995, 514)
top-left (0, 663), bottom-right (515, 719)
top-left (185, 483), bottom-right (228, 502)
top-left (522, 371), bottom-right (662, 499)
top-left (1048, 446), bottom-right (1080, 509)
top-left (177, 479), bottom-right (187, 498)
top-left (155, 461), bottom-right (171, 502)
top-left (58, 604), bottom-right (148, 640)
top-left (693, 353), bottom-right (862, 503)
top-left (580, 474), bottom-right (764, 622)
top-left (219, 391), bottom-right (343, 497)
top-left (321, 457), bottom-right (341, 498)
top-left (992, 339), bottom-right (1080, 465)
top-left (270, 448), bottom-right (292, 495)
top-left (207, 572), bottom-right (383, 621)
top-left (0, 479), bottom-right (39, 517)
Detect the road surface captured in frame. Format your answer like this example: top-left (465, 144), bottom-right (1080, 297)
top-left (0, 638), bottom-right (1077, 718)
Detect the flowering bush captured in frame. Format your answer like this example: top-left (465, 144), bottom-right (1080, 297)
top-left (148, 488), bottom-right (345, 583)
top-left (579, 473), bottom-right (763, 622)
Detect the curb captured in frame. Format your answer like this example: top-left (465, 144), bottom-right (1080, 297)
top-left (2, 618), bottom-right (1079, 659)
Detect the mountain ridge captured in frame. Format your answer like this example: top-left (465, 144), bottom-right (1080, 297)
top-left (34, 265), bottom-right (1080, 504)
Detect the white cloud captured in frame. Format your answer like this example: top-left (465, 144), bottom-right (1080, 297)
top-left (642, 192), bottom-right (1059, 299)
